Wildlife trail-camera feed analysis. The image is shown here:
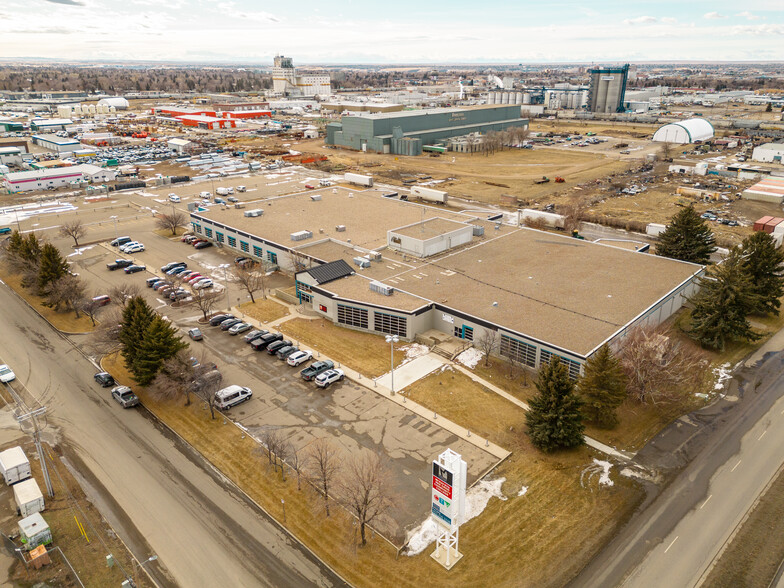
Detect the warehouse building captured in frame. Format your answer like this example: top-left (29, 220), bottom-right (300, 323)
top-left (3, 164), bottom-right (116, 193)
top-left (272, 55), bottom-right (331, 97)
top-left (30, 118), bottom-right (72, 132)
top-left (652, 118), bottom-right (715, 144)
top-left (0, 120), bottom-right (24, 133)
top-left (752, 142), bottom-right (784, 164)
top-left (189, 188), bottom-right (702, 374)
top-left (97, 97), bottom-right (129, 110)
top-left (32, 134), bottom-right (83, 153)
top-left (326, 105), bottom-right (528, 156)
top-left (0, 147), bottom-right (23, 168)
top-left (176, 115), bottom-right (236, 130)
top-left (587, 65), bottom-right (629, 113)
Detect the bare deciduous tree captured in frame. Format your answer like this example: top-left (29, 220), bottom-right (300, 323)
top-left (289, 443), bottom-right (308, 491)
top-left (191, 288), bottom-right (222, 320)
top-left (561, 194), bottom-right (589, 234)
top-left (151, 350), bottom-right (199, 405)
top-left (191, 359), bottom-right (223, 420)
top-left (476, 329), bottom-right (498, 367)
top-left (619, 325), bottom-right (710, 404)
top-left (290, 250), bottom-right (312, 275)
top-left (259, 428), bottom-right (285, 472)
top-left (234, 265), bottom-right (266, 303)
top-left (339, 452), bottom-right (396, 546)
top-left (156, 210), bottom-right (187, 236)
top-left (307, 437), bottom-right (342, 517)
top-left (87, 307), bottom-right (123, 354)
top-left (108, 283), bottom-right (143, 307)
top-left (43, 275), bottom-right (86, 317)
top-left (80, 297), bottom-right (104, 327)
top-left (58, 219), bottom-right (87, 247)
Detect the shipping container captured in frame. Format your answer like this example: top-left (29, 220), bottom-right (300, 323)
top-left (753, 216), bottom-right (774, 231)
top-left (14, 478), bottom-right (44, 517)
top-left (0, 446), bottom-right (30, 486)
top-left (764, 218), bottom-right (784, 234)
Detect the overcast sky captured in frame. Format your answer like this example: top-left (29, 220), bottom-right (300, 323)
top-left (1, 0), bottom-right (782, 64)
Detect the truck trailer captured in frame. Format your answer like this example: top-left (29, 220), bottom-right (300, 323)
top-left (410, 186), bottom-right (448, 204)
top-left (344, 173), bottom-right (373, 187)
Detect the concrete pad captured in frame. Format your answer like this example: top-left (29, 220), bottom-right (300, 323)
top-left (375, 353), bottom-right (447, 391)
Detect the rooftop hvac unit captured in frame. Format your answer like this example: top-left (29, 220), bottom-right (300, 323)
top-left (290, 230), bottom-right (313, 241)
top-left (370, 280), bottom-right (394, 296)
top-left (472, 225), bottom-right (485, 236)
top-left (310, 194), bottom-right (322, 201)
top-left (335, 225), bottom-right (346, 232)
top-left (353, 257), bottom-right (370, 269)
top-left (370, 252), bottom-right (382, 261)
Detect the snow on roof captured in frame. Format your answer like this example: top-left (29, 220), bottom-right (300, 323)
top-left (654, 118), bottom-right (714, 143)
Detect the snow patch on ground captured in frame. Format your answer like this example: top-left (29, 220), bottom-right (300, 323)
top-left (406, 478), bottom-right (506, 555)
top-left (713, 362), bottom-right (732, 390)
top-left (517, 486), bottom-right (528, 497)
top-left (438, 364), bottom-right (454, 373)
top-left (67, 245), bottom-right (94, 257)
top-left (620, 466), bottom-right (660, 484)
top-left (581, 459), bottom-right (614, 489)
top-left (399, 343), bottom-right (430, 360)
top-left (455, 347), bottom-right (484, 369)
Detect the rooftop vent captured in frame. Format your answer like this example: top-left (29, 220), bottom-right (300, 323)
top-left (353, 256), bottom-right (370, 269)
top-left (473, 225), bottom-right (485, 236)
top-left (370, 251), bottom-right (382, 261)
top-left (290, 230), bottom-right (313, 242)
top-left (370, 280), bottom-right (394, 296)
top-left (335, 225), bottom-right (346, 232)
top-left (310, 194), bottom-right (322, 201)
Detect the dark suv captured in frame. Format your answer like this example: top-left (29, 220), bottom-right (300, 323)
top-left (250, 332), bottom-right (282, 351)
top-left (94, 372), bottom-right (115, 387)
top-left (209, 314), bottom-right (234, 326)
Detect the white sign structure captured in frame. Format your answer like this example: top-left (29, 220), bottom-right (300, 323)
top-left (431, 449), bottom-right (467, 569)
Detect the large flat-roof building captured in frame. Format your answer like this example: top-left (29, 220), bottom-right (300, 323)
top-left (588, 65), bottom-right (629, 113)
top-left (325, 105), bottom-right (528, 156)
top-left (32, 134), bottom-right (83, 153)
top-left (189, 188), bottom-right (702, 375)
top-left (272, 55), bottom-right (331, 98)
top-left (3, 164), bottom-right (116, 193)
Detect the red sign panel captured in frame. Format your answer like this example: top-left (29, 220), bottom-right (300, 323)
top-left (433, 476), bottom-right (453, 499)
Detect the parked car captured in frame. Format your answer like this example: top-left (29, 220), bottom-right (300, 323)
top-left (153, 280), bottom-right (171, 291)
top-left (214, 197), bottom-right (227, 204)
top-left (266, 339), bottom-right (292, 355)
top-left (167, 266), bottom-right (188, 276)
top-left (227, 196), bottom-right (238, 203)
top-left (243, 329), bottom-right (267, 343)
top-left (111, 385), bottom-right (140, 408)
top-left (193, 278), bottom-right (213, 289)
top-left (287, 350), bottom-right (312, 367)
top-left (301, 360), bottom-right (334, 381)
top-left (185, 273), bottom-right (204, 283)
top-left (124, 264), bottom-right (146, 274)
top-left (209, 313), bottom-right (234, 326)
top-left (0, 364), bottom-right (16, 383)
top-left (119, 241), bottom-right (141, 252)
top-left (162, 261), bottom-right (187, 272)
top-left (228, 322), bottom-right (252, 335)
top-left (237, 185), bottom-right (246, 192)
top-left (314, 368), bottom-right (345, 389)
top-left (169, 194), bottom-right (181, 203)
top-left (124, 243), bottom-right (145, 254)
top-left (276, 345), bottom-right (298, 360)
top-left (251, 332), bottom-right (282, 351)
top-left (110, 236), bottom-right (132, 247)
top-left (94, 372), bottom-right (115, 387)
top-left (91, 295), bottom-right (111, 306)
top-left (194, 241), bottom-right (212, 250)
top-left (169, 289), bottom-right (189, 301)
top-left (182, 235), bottom-right (199, 244)
top-left (188, 327), bottom-right (203, 341)
top-left (180, 234), bottom-right (194, 243)
top-left (146, 277), bottom-right (163, 288)
top-left (220, 318), bottom-right (243, 331)
top-left (213, 385), bottom-right (252, 410)
top-left (106, 259), bottom-right (133, 271)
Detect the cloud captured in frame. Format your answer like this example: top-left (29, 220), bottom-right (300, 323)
top-left (731, 24), bottom-right (784, 35)
top-left (43, 0), bottom-right (84, 5)
top-left (660, 17), bottom-right (678, 24)
top-left (704, 12), bottom-right (727, 19)
top-left (735, 11), bottom-right (760, 20)
top-left (623, 15), bottom-right (657, 25)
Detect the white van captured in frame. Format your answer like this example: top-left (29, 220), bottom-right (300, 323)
top-left (169, 194), bottom-right (181, 203)
top-left (216, 187), bottom-right (229, 196)
top-left (200, 191), bottom-right (211, 199)
top-left (236, 185), bottom-right (246, 193)
top-left (214, 385), bottom-right (252, 410)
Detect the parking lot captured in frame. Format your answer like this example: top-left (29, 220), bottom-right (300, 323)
top-left (30, 174), bottom-right (499, 539)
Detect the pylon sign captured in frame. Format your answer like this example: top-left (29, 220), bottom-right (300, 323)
top-left (431, 449), bottom-right (466, 531)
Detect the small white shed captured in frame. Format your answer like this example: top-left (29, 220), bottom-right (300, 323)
top-left (14, 478), bottom-right (44, 517)
top-left (0, 446), bottom-right (31, 486)
top-left (18, 512), bottom-right (51, 550)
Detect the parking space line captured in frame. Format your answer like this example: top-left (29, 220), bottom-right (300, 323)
top-left (664, 536), bottom-right (679, 553)
top-left (731, 460), bottom-right (742, 472)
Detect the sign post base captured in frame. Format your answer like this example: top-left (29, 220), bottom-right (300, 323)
top-left (431, 545), bottom-right (463, 570)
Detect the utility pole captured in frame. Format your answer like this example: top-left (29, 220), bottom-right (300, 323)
top-left (16, 407), bottom-right (54, 498)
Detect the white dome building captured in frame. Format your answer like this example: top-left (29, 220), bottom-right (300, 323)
top-left (652, 118), bottom-right (714, 144)
top-left (97, 97), bottom-right (129, 110)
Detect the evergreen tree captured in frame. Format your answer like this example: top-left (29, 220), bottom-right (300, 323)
top-left (656, 206), bottom-right (716, 265)
top-left (19, 233), bottom-right (42, 264)
top-left (578, 345), bottom-right (627, 429)
top-left (525, 358), bottom-right (585, 452)
top-left (119, 297), bottom-right (155, 375)
top-left (133, 316), bottom-right (187, 386)
top-left (6, 230), bottom-right (23, 256)
top-left (37, 243), bottom-right (69, 292)
top-left (690, 249), bottom-right (761, 350)
top-left (739, 231), bottom-right (784, 316)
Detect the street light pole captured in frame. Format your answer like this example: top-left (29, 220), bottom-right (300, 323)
top-left (132, 554), bottom-right (158, 588)
top-left (385, 334), bottom-right (399, 396)
top-left (219, 263), bottom-right (231, 311)
top-left (109, 215), bottom-right (118, 238)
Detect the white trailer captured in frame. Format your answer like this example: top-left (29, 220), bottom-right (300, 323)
top-left (14, 478), bottom-right (44, 517)
top-left (410, 186), bottom-right (448, 204)
top-left (216, 187), bottom-right (230, 196)
top-left (0, 446), bottom-right (31, 486)
top-left (344, 173), bottom-right (373, 187)
top-left (520, 208), bottom-right (565, 229)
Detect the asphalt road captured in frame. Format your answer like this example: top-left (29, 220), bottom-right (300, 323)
top-left (571, 353), bottom-right (784, 588)
top-left (0, 279), bottom-right (344, 588)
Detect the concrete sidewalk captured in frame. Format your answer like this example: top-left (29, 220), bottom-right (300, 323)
top-left (375, 353), bottom-right (447, 391)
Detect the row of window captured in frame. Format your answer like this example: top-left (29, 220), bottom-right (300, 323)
top-left (539, 349), bottom-right (582, 379)
top-left (374, 312), bottom-right (407, 337)
top-left (337, 304), bottom-right (369, 329)
top-left (191, 222), bottom-right (280, 264)
top-left (500, 334), bottom-right (537, 368)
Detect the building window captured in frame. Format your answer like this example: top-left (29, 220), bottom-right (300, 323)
top-left (193, 224), bottom-right (202, 234)
top-left (454, 325), bottom-right (474, 341)
top-left (300, 293), bottom-right (312, 303)
top-left (539, 349), bottom-right (581, 379)
top-left (500, 334), bottom-right (537, 368)
top-left (204, 227), bottom-right (213, 238)
top-left (240, 241), bottom-right (249, 253)
top-left (319, 304), bottom-right (327, 313)
top-left (216, 231), bottom-right (224, 244)
top-left (253, 245), bottom-right (263, 258)
top-left (267, 251), bottom-right (278, 264)
top-left (337, 304), bottom-right (369, 329)
top-left (227, 236), bottom-right (237, 248)
top-left (374, 312), bottom-right (407, 337)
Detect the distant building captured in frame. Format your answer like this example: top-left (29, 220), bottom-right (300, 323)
top-left (587, 65), bottom-right (629, 113)
top-left (167, 138), bottom-right (195, 154)
top-left (3, 164), bottom-right (116, 193)
top-left (0, 120), bottom-right (24, 133)
top-left (97, 97), bottom-right (129, 110)
top-left (30, 118), bottom-right (72, 132)
top-left (0, 147), bottom-right (23, 167)
top-left (652, 118), bottom-right (715, 144)
top-left (326, 105), bottom-right (528, 156)
top-left (32, 134), bottom-right (83, 153)
top-left (272, 55), bottom-right (331, 97)
top-left (752, 143), bottom-right (784, 164)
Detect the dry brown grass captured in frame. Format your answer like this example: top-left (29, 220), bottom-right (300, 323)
top-left (238, 297), bottom-right (289, 323)
top-left (0, 269), bottom-right (95, 333)
top-left (278, 318), bottom-right (406, 378)
top-left (101, 353), bottom-right (642, 588)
